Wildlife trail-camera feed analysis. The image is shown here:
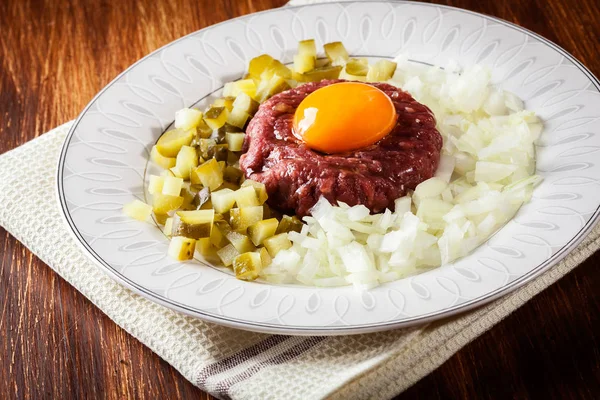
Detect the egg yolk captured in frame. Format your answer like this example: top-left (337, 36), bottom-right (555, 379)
top-left (292, 82), bottom-right (397, 154)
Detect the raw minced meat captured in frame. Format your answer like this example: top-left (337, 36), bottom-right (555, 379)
top-left (240, 79), bottom-right (442, 216)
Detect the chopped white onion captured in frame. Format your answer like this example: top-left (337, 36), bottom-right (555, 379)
top-left (435, 155), bottom-right (456, 182)
top-left (483, 89), bottom-right (508, 116)
top-left (347, 204), bottom-right (371, 221)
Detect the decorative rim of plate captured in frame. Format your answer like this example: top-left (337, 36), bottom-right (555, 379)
top-left (57, 1), bottom-right (600, 335)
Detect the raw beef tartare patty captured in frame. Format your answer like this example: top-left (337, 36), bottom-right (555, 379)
top-left (239, 79), bottom-right (442, 217)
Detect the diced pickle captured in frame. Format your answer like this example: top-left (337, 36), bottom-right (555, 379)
top-left (233, 252), bottom-right (262, 281)
top-left (222, 79), bottom-right (257, 99)
top-left (344, 58), bottom-right (369, 76)
top-left (293, 54), bottom-right (315, 74)
top-left (235, 186), bottom-right (260, 207)
top-left (221, 83), bottom-right (236, 98)
top-left (154, 213), bottom-right (169, 225)
top-left (168, 236), bottom-right (196, 261)
top-left (174, 145), bottom-right (198, 180)
top-left (171, 209), bottom-right (214, 239)
top-left (263, 204), bottom-right (275, 220)
top-left (213, 213), bottom-right (225, 222)
top-left (161, 176), bottom-right (183, 197)
top-left (225, 231), bottom-right (256, 253)
top-left (259, 59), bottom-right (292, 81)
top-left (218, 122), bottom-right (244, 132)
top-left (156, 128), bottom-right (194, 157)
top-left (161, 169), bottom-right (176, 178)
top-left (230, 206), bottom-right (263, 232)
top-left (195, 118), bottom-right (213, 140)
top-left (215, 219), bottom-right (233, 237)
top-left (223, 166), bottom-right (243, 184)
top-left (315, 58), bottom-right (331, 68)
top-left (148, 175), bottom-right (165, 195)
top-left (152, 194), bottom-right (184, 214)
top-left (193, 159), bottom-right (223, 191)
top-left (122, 199), bottom-right (152, 222)
top-left (248, 218), bottom-right (279, 246)
top-left (287, 78), bottom-right (300, 89)
top-left (263, 233), bottom-right (292, 257)
top-left (289, 73), bottom-right (303, 84)
top-left (198, 138), bottom-right (217, 159)
top-left (276, 215), bottom-right (304, 234)
top-left (248, 54), bottom-right (276, 80)
top-left (225, 133), bottom-right (245, 152)
top-left (179, 185), bottom-right (197, 210)
top-left (163, 217), bottom-right (173, 236)
top-left (227, 150), bottom-right (240, 166)
top-left (255, 75), bottom-right (291, 103)
top-left (216, 181), bottom-right (240, 191)
top-left (217, 243), bottom-right (239, 267)
top-left (241, 180), bottom-right (268, 204)
top-left (229, 209), bottom-right (240, 231)
top-left (204, 106), bottom-right (230, 130)
top-left (176, 209), bottom-right (215, 224)
top-left (339, 70), bottom-right (366, 81)
top-left (211, 144), bottom-right (229, 162)
top-left (190, 167), bottom-right (202, 185)
top-left (189, 183), bottom-right (203, 192)
top-left (298, 39), bottom-right (317, 57)
top-left (210, 221), bottom-right (230, 249)
top-left (214, 123), bottom-right (242, 144)
top-left (211, 188), bottom-right (237, 214)
top-left (294, 66), bottom-right (342, 83)
top-left (175, 108), bottom-right (203, 130)
top-left (170, 166), bottom-right (184, 179)
top-left (196, 237), bottom-right (215, 258)
top-left (366, 59), bottom-right (397, 82)
top-left (232, 92), bottom-right (259, 115)
top-left (195, 187), bottom-right (211, 209)
top-left (347, 74), bottom-right (373, 86)
top-left (259, 247), bottom-right (272, 268)
top-left (151, 146), bottom-right (177, 169)
top-left (212, 97), bottom-right (235, 111)
top-left (227, 108), bottom-right (250, 129)
top-left (323, 42), bottom-right (349, 66)
top-left (199, 199), bottom-right (213, 210)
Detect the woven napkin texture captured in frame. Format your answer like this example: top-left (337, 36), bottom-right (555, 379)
top-left (2, 2), bottom-right (599, 395)
top-left (2, 121), bottom-right (598, 400)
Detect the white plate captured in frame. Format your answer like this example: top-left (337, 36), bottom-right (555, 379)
top-left (57, 1), bottom-right (600, 335)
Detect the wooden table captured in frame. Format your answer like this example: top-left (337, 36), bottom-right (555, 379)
top-left (1, 0), bottom-right (599, 398)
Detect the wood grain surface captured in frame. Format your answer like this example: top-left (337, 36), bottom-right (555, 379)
top-left (1, 0), bottom-right (599, 399)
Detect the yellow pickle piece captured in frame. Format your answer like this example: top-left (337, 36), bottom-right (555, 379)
top-left (233, 252), bottom-right (263, 281)
top-left (168, 236), bottom-right (196, 261)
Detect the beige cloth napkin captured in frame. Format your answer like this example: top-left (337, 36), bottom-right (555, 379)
top-left (2, 3), bottom-right (599, 398)
top-left (2, 123), bottom-right (599, 400)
